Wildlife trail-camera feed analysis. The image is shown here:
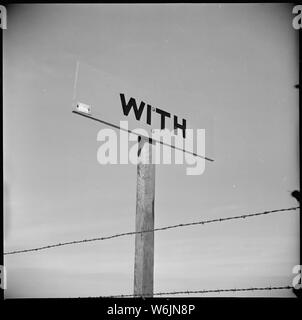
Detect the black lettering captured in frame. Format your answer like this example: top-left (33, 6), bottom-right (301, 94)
top-left (156, 108), bottom-right (171, 129)
top-left (146, 104), bottom-right (152, 125)
top-left (120, 93), bottom-right (145, 121)
top-left (174, 115), bottom-right (186, 138)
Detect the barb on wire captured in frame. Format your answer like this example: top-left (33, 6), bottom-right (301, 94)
top-left (4, 206), bottom-right (299, 256)
top-left (104, 285), bottom-right (293, 298)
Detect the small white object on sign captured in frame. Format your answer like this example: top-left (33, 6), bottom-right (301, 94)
top-left (76, 102), bottom-right (91, 115)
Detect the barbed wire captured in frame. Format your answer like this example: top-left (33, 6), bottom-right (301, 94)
top-left (104, 285), bottom-right (294, 298)
top-left (4, 206), bottom-right (299, 256)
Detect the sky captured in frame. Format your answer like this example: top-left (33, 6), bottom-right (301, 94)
top-left (3, 3), bottom-right (299, 298)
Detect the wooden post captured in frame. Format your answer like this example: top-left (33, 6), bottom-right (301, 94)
top-left (134, 136), bottom-right (155, 297)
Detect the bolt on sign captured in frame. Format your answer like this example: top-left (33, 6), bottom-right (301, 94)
top-left (73, 61), bottom-right (213, 157)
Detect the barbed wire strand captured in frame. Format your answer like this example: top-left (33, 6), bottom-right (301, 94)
top-left (4, 206), bottom-right (299, 256)
top-left (104, 285), bottom-right (293, 298)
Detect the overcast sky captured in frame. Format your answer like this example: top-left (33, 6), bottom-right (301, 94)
top-left (4, 3), bottom-right (299, 298)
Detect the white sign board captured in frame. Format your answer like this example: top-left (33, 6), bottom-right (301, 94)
top-left (73, 61), bottom-right (213, 158)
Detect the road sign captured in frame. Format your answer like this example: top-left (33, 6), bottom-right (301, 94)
top-left (73, 61), bottom-right (213, 159)
top-left (72, 61), bottom-right (215, 298)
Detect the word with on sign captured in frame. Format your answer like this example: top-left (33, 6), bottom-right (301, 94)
top-left (120, 93), bottom-right (187, 139)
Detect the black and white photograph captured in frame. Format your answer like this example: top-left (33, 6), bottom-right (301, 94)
top-left (1, 2), bottom-right (301, 315)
